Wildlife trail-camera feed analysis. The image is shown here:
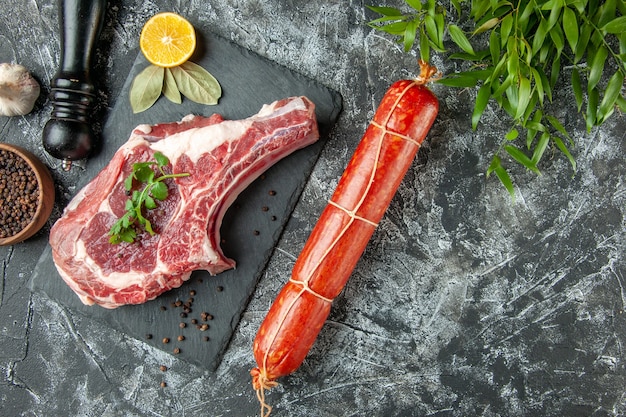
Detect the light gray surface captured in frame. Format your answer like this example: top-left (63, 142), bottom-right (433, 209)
top-left (1, 0), bottom-right (625, 416)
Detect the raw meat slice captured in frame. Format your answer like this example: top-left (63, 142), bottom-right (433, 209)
top-left (50, 96), bottom-right (319, 308)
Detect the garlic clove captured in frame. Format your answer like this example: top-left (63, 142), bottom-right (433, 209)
top-left (0, 63), bottom-right (41, 117)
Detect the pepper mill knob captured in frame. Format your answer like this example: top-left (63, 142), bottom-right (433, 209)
top-left (43, 0), bottom-right (107, 171)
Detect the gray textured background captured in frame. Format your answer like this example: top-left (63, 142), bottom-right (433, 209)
top-left (1, 0), bottom-right (625, 416)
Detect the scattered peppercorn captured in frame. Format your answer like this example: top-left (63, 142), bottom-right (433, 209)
top-left (216, 286), bottom-right (223, 292)
top-left (253, 230), bottom-right (260, 236)
top-left (271, 215), bottom-right (277, 221)
top-left (160, 305), bottom-right (167, 311)
top-left (262, 206), bottom-right (269, 212)
top-left (160, 381), bottom-right (167, 388)
top-left (179, 322), bottom-right (186, 328)
top-left (177, 335), bottom-right (185, 341)
top-left (268, 190), bottom-right (276, 196)
top-left (203, 336), bottom-right (210, 342)
top-left (200, 324), bottom-right (209, 331)
top-left (162, 337), bottom-right (170, 344)
top-left (159, 365), bottom-right (167, 372)
top-left (146, 333), bottom-right (153, 340)
top-left (173, 347), bottom-right (181, 354)
top-left (190, 290), bottom-right (196, 296)
top-left (0, 149), bottom-right (40, 238)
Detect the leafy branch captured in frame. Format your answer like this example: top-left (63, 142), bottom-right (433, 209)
top-left (368, 0), bottom-right (626, 198)
top-left (109, 152), bottom-right (189, 244)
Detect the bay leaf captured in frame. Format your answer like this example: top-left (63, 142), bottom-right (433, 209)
top-left (130, 65), bottom-right (164, 113)
top-left (171, 61), bottom-right (221, 105)
top-left (163, 68), bottom-right (182, 104)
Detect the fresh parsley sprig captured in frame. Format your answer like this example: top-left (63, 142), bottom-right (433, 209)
top-left (368, 0), bottom-right (626, 198)
top-left (109, 151), bottom-right (189, 244)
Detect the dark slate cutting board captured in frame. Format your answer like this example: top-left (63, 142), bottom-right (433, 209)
top-left (30, 30), bottom-right (342, 370)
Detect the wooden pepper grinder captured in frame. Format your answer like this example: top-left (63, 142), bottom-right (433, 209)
top-left (42, 0), bottom-right (107, 171)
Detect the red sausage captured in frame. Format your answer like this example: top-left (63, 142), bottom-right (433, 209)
top-left (251, 61), bottom-right (440, 416)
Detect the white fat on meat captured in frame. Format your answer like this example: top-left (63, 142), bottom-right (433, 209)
top-left (49, 96), bottom-right (319, 308)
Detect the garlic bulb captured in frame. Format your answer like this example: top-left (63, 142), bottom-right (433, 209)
top-left (0, 63), bottom-right (41, 117)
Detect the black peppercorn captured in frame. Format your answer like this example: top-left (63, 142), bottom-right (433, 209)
top-left (0, 149), bottom-right (40, 238)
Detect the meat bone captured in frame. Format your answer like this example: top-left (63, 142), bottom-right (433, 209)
top-left (42, 0), bottom-right (107, 171)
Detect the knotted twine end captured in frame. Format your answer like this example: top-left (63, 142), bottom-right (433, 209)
top-left (415, 59), bottom-right (442, 85)
top-left (251, 367), bottom-right (279, 417)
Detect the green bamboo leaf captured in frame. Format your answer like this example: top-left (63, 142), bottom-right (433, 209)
top-left (505, 128), bottom-right (519, 140)
top-left (547, 0), bottom-right (563, 30)
top-left (449, 24), bottom-right (475, 55)
top-left (405, 0), bottom-right (423, 11)
top-left (171, 61), bottom-right (221, 105)
top-left (451, 0), bottom-right (462, 16)
top-left (449, 51), bottom-right (489, 61)
top-left (525, 110), bottom-right (544, 148)
top-left (424, 14), bottom-right (439, 47)
top-left (617, 95), bottom-right (626, 112)
top-left (434, 12), bottom-right (446, 50)
top-left (490, 29), bottom-right (501, 63)
top-left (549, 24), bottom-right (565, 56)
top-left (586, 87), bottom-right (599, 131)
top-left (437, 75), bottom-right (479, 87)
top-left (366, 5), bottom-right (403, 16)
top-left (552, 135), bottom-right (577, 172)
top-left (419, 26), bottom-right (430, 61)
top-left (540, 0), bottom-right (560, 10)
top-left (491, 77), bottom-right (511, 104)
top-left (598, 71), bottom-right (625, 123)
top-left (574, 22), bottom-right (592, 63)
top-left (403, 18), bottom-right (418, 51)
top-left (588, 46), bottom-right (609, 91)
top-left (129, 65), bottom-right (164, 113)
top-left (538, 66), bottom-right (553, 102)
top-left (571, 68), bottom-right (583, 112)
top-left (596, 0), bottom-right (617, 27)
top-left (500, 14), bottom-right (514, 43)
top-left (518, 0), bottom-right (535, 28)
top-left (545, 115), bottom-right (572, 143)
top-left (530, 67), bottom-right (545, 106)
top-left (472, 82), bottom-right (491, 129)
top-left (163, 68), bottom-right (182, 104)
top-left (373, 21), bottom-right (409, 35)
top-left (471, 0), bottom-right (492, 21)
top-left (487, 156), bottom-right (515, 199)
top-left (515, 76), bottom-right (532, 120)
top-left (619, 31), bottom-right (626, 54)
top-left (505, 144), bottom-right (541, 174)
top-left (571, 0), bottom-right (587, 14)
top-left (487, 154), bottom-right (501, 177)
top-left (474, 16), bottom-right (500, 35)
top-left (562, 7), bottom-right (579, 51)
top-left (531, 131), bottom-right (550, 165)
top-left (550, 55), bottom-right (561, 90)
top-left (532, 19), bottom-right (549, 57)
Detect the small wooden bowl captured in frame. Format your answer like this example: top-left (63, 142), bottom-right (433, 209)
top-left (0, 143), bottom-right (55, 246)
